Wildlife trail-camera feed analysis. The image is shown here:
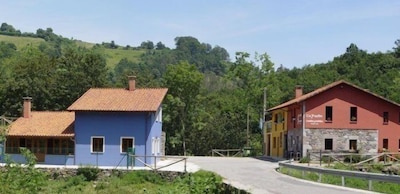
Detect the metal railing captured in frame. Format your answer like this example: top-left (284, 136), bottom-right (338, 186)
top-left (279, 162), bottom-right (400, 191)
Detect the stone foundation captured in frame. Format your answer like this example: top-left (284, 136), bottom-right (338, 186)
top-left (303, 128), bottom-right (378, 154)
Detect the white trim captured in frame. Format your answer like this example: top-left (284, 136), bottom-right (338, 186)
top-left (152, 137), bottom-right (156, 155)
top-left (91, 136), bottom-right (105, 153)
top-left (120, 136), bottom-right (135, 153)
top-left (156, 106), bottom-right (163, 122)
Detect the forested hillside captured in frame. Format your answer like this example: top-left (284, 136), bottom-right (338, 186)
top-left (1, 22), bottom-right (399, 155)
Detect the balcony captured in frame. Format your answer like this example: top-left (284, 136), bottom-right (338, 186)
top-left (265, 121), bottom-right (272, 133)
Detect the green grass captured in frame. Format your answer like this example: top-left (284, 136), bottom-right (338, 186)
top-left (279, 167), bottom-right (400, 194)
top-left (104, 48), bottom-right (145, 68)
top-left (0, 34), bottom-right (145, 69)
top-left (35, 170), bottom-right (241, 194)
top-left (0, 34), bottom-right (44, 49)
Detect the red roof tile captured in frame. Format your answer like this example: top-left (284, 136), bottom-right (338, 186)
top-left (268, 80), bottom-right (400, 111)
top-left (7, 111), bottom-right (74, 137)
top-left (67, 88), bottom-right (168, 112)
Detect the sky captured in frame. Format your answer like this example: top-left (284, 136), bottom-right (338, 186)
top-left (1, 0), bottom-right (399, 69)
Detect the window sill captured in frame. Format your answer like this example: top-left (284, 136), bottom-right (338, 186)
top-left (91, 152), bottom-right (104, 154)
top-left (325, 120), bottom-right (332, 123)
top-left (383, 122), bottom-right (389, 125)
top-left (350, 121), bottom-right (357, 124)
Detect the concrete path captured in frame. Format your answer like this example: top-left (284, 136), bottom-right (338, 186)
top-left (187, 156), bottom-right (377, 194)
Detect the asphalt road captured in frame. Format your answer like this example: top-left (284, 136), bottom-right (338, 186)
top-left (187, 156), bottom-right (377, 194)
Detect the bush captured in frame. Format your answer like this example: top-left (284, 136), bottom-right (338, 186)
top-left (321, 155), bottom-right (333, 163)
top-left (344, 154), bottom-right (361, 163)
top-left (299, 156), bottom-right (310, 163)
top-left (77, 166), bottom-right (100, 181)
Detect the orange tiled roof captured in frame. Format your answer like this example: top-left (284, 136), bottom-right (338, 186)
top-left (67, 88), bottom-right (168, 112)
top-left (268, 80), bottom-right (400, 111)
top-left (7, 111), bottom-right (74, 137)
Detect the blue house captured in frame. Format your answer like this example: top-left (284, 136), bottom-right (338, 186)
top-left (5, 76), bottom-right (168, 167)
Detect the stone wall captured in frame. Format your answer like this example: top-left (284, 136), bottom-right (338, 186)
top-left (303, 128), bottom-right (378, 154)
top-left (0, 166), bottom-right (183, 181)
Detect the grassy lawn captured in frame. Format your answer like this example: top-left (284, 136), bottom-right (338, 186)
top-left (279, 165), bottom-right (400, 194)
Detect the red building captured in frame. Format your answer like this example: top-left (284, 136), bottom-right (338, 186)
top-left (268, 80), bottom-right (400, 158)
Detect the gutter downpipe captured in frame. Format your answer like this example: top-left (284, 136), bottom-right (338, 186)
top-left (302, 101), bottom-right (306, 158)
top-left (145, 113), bottom-right (148, 164)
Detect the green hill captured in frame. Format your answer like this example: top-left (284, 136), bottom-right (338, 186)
top-left (103, 48), bottom-right (145, 68)
top-left (0, 34), bottom-right (45, 49)
top-left (0, 34), bottom-right (145, 69)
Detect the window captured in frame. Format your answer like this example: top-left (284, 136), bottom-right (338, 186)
top-left (273, 137), bottom-right (276, 148)
top-left (91, 136), bottom-right (104, 153)
top-left (156, 106), bottom-right (162, 122)
top-left (349, 140), bottom-right (357, 150)
top-left (6, 138), bottom-right (19, 153)
top-left (383, 112), bottom-right (389, 123)
top-left (280, 132), bottom-right (283, 147)
top-left (151, 137), bottom-right (160, 155)
top-left (121, 137), bottom-right (134, 153)
top-left (325, 106), bottom-right (332, 121)
top-left (398, 139), bottom-right (400, 150)
top-left (324, 138), bottom-right (333, 150)
top-left (350, 107), bottom-right (357, 121)
top-left (383, 138), bottom-right (388, 150)
top-left (47, 139), bottom-right (74, 155)
top-left (398, 112), bottom-right (400, 123)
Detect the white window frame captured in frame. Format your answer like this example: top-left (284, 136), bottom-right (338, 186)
top-left (156, 106), bottom-right (162, 122)
top-left (91, 136), bottom-right (105, 153)
top-left (120, 136), bottom-right (135, 153)
top-left (151, 137), bottom-right (161, 155)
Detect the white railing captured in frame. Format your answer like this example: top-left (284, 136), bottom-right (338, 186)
top-left (279, 162), bottom-right (400, 191)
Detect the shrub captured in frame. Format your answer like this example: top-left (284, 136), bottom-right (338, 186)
top-left (299, 156), bottom-right (310, 163)
top-left (77, 166), bottom-right (100, 181)
top-left (344, 154), bottom-right (361, 163)
top-left (0, 148), bottom-right (47, 194)
top-left (121, 170), bottom-right (164, 185)
top-left (321, 155), bottom-right (333, 163)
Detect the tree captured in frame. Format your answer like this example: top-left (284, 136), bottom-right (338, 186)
top-left (163, 61), bottom-right (203, 155)
top-left (156, 41), bottom-right (166, 50)
top-left (140, 41), bottom-right (154, 50)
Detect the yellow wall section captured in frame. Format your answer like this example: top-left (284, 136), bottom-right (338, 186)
top-left (270, 109), bottom-right (287, 157)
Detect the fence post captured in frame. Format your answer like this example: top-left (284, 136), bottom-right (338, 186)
top-left (368, 180), bottom-right (372, 191)
top-left (319, 150), bottom-right (322, 166)
top-left (341, 176), bottom-right (345, 186)
top-left (154, 156), bottom-right (156, 170)
top-left (184, 158), bottom-right (187, 173)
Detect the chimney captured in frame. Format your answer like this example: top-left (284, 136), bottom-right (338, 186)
top-left (295, 85), bottom-right (303, 98)
top-left (128, 76), bottom-right (136, 91)
top-left (23, 97), bottom-right (32, 118)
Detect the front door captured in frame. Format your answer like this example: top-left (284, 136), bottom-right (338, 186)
top-left (31, 139), bottom-right (46, 163)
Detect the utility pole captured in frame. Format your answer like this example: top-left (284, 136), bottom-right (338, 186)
top-left (263, 88), bottom-right (267, 155)
top-left (263, 88), bottom-right (267, 127)
top-left (247, 105), bottom-right (250, 147)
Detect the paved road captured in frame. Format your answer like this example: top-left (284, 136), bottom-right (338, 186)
top-left (187, 157), bottom-right (376, 194)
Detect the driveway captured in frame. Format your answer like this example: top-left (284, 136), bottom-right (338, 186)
top-left (187, 156), bottom-right (376, 194)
